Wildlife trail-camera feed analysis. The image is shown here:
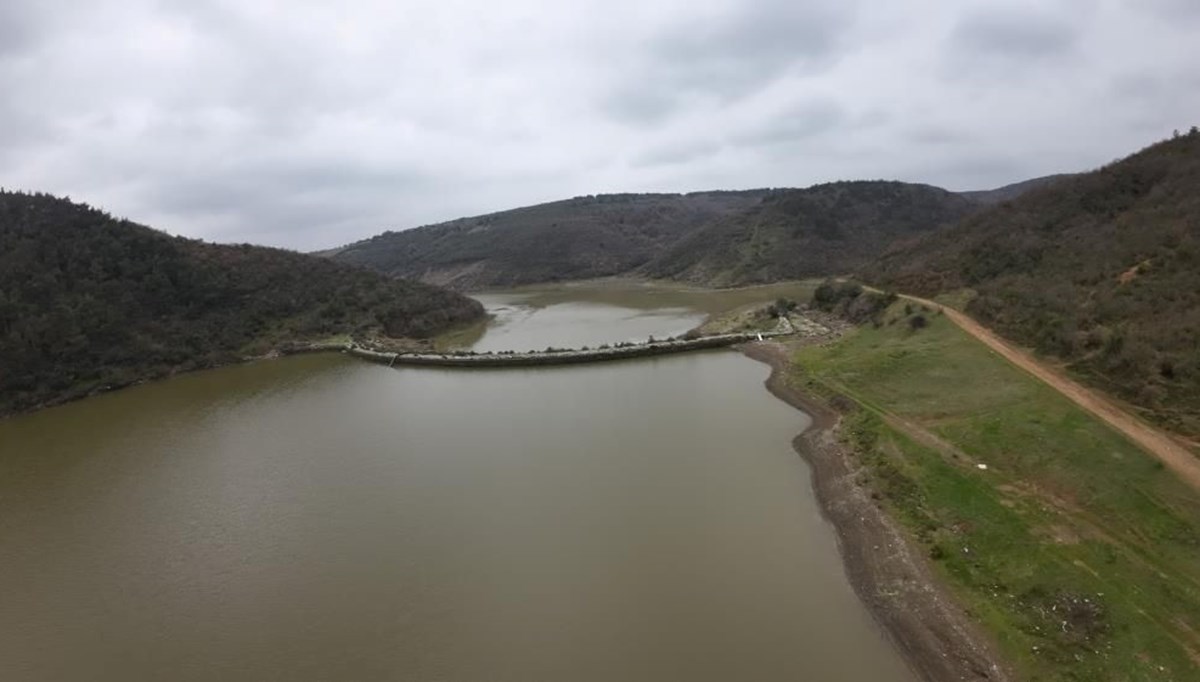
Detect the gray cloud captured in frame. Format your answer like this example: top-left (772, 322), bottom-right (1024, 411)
top-left (650, 1), bottom-right (854, 90)
top-left (605, 1), bottom-right (856, 124)
top-left (0, 5), bottom-right (45, 58)
top-left (0, 99), bottom-right (50, 157)
top-left (946, 5), bottom-right (1080, 74)
top-left (731, 99), bottom-right (850, 147)
top-left (633, 139), bottom-right (725, 169)
top-left (0, 0), bottom-right (1197, 250)
top-left (904, 126), bottom-right (974, 147)
top-left (1140, 0), bottom-right (1200, 24)
top-left (957, 13), bottom-right (1075, 56)
top-left (1107, 67), bottom-right (1200, 137)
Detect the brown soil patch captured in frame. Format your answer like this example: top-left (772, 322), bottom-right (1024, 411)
top-left (1117, 259), bottom-right (1150, 286)
top-left (1040, 524), bottom-right (1083, 545)
top-left (1171, 618), bottom-right (1200, 667)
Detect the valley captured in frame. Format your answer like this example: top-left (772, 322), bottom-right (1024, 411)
top-left (3, 133), bottom-right (1199, 682)
top-left (6, 5), bottom-right (1198, 681)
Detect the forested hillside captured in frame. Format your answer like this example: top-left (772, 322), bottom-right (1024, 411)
top-left (870, 131), bottom-right (1200, 436)
top-left (640, 181), bottom-right (974, 285)
top-left (328, 183), bottom-right (996, 289)
top-left (329, 191), bottom-right (767, 289)
top-left (0, 191), bottom-right (484, 417)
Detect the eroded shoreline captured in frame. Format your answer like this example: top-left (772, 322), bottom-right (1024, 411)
top-left (739, 341), bottom-right (1012, 682)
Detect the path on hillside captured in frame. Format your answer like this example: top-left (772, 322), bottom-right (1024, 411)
top-left (903, 294), bottom-right (1200, 492)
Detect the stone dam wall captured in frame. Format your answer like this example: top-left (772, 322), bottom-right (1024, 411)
top-left (338, 331), bottom-right (789, 369)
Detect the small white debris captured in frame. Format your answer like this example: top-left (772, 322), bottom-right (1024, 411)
top-left (976, 463), bottom-right (989, 470)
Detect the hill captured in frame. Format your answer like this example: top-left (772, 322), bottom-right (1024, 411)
top-left (957, 174), bottom-right (1076, 205)
top-left (0, 191), bottom-right (484, 417)
top-left (328, 183), bottom-right (983, 289)
top-left (639, 181), bottom-right (975, 286)
top-left (869, 131), bottom-right (1200, 436)
top-left (329, 191), bottom-right (768, 289)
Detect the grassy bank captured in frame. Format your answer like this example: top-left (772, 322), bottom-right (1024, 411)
top-left (789, 303), bottom-right (1200, 681)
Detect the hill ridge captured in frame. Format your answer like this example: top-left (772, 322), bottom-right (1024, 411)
top-left (0, 190), bottom-right (484, 417)
top-left (869, 130), bottom-right (1200, 436)
top-left (328, 179), bottom-right (1010, 290)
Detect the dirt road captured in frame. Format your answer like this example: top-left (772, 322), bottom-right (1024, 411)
top-left (904, 295), bottom-right (1200, 492)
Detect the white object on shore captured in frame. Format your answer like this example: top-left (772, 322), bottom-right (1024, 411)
top-left (976, 463), bottom-right (988, 470)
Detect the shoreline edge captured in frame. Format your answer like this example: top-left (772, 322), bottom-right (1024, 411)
top-left (739, 341), bottom-right (1012, 682)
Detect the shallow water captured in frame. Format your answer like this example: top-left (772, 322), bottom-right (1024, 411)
top-left (0, 283), bottom-right (913, 681)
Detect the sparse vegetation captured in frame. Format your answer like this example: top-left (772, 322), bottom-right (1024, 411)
top-left (791, 302), bottom-right (1200, 681)
top-left (811, 279), bottom-right (896, 325)
top-left (766, 297), bottom-right (799, 317)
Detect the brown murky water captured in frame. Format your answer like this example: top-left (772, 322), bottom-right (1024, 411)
top-left (0, 283), bottom-right (914, 681)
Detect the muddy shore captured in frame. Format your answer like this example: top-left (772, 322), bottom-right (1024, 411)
top-left (739, 341), bottom-right (1012, 682)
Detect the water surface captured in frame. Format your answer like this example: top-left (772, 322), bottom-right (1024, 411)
top-left (0, 283), bottom-right (913, 681)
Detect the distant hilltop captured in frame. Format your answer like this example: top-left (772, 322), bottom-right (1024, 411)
top-left (323, 178), bottom-right (1064, 291)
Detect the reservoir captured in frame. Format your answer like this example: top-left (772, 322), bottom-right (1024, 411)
top-left (0, 283), bottom-right (915, 681)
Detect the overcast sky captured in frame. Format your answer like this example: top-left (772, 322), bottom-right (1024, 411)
top-left (2, 0), bottom-right (1198, 250)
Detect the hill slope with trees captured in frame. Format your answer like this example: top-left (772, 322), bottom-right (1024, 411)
top-left (0, 191), bottom-right (484, 417)
top-left (869, 131), bottom-right (1200, 436)
top-left (327, 191), bottom-right (768, 289)
top-left (639, 181), bottom-right (975, 285)
top-left (328, 183), bottom-right (984, 289)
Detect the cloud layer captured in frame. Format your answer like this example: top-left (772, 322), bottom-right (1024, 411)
top-left (1, 0), bottom-right (1197, 250)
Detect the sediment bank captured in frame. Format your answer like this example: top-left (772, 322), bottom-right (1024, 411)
top-left (739, 341), bottom-right (1011, 682)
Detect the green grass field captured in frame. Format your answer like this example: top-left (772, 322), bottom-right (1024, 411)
top-left (791, 304), bottom-right (1200, 681)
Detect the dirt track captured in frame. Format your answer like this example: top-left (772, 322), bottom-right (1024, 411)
top-left (904, 295), bottom-right (1200, 492)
